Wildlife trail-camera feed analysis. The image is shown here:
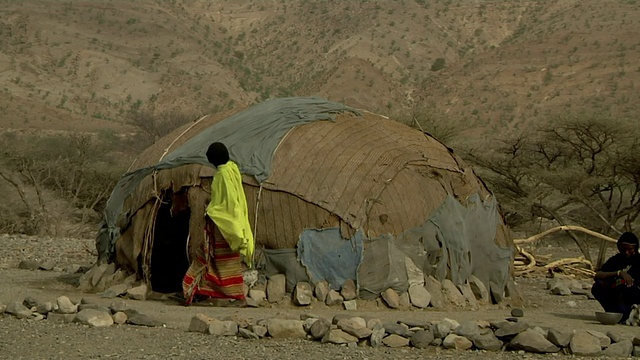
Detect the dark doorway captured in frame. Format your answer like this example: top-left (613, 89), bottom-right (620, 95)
top-left (150, 194), bottom-right (191, 293)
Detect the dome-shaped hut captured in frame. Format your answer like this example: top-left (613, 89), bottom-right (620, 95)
top-left (95, 97), bottom-right (515, 304)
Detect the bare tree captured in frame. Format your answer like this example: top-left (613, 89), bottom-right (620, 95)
top-left (466, 113), bottom-right (640, 265)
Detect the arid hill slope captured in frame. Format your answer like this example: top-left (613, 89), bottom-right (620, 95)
top-left (0, 0), bottom-right (638, 137)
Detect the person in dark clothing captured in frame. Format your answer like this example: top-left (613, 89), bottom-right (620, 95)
top-left (591, 232), bottom-right (640, 322)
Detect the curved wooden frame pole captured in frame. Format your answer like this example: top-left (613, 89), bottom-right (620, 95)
top-left (513, 225), bottom-right (617, 245)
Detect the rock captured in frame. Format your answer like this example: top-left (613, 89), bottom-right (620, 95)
top-left (443, 334), bottom-right (473, 350)
top-left (6, 302), bottom-right (32, 319)
top-left (94, 263), bottom-right (118, 291)
top-left (246, 297), bottom-right (259, 308)
top-left (223, 314), bottom-right (251, 329)
top-left (633, 345), bottom-right (640, 357)
top-left (530, 326), bottom-right (547, 338)
top-left (314, 280), bottom-right (330, 303)
top-left (510, 308), bottom-right (524, 317)
top-left (410, 329), bottom-right (435, 348)
top-left (303, 317), bottom-right (318, 332)
top-left (74, 309), bottom-right (114, 327)
top-left (109, 300), bottom-right (130, 314)
top-left (18, 259), bottom-right (40, 270)
top-left (381, 288), bottom-right (400, 309)
top-left (468, 274), bottom-right (490, 303)
top-left (207, 320), bottom-right (238, 336)
top-left (442, 279), bottom-right (466, 307)
top-left (337, 317), bottom-right (371, 339)
top-left (332, 313), bottom-right (352, 324)
top-left (343, 300), bottom-right (357, 310)
top-left (112, 312), bottom-right (127, 324)
top-left (603, 340), bottom-right (633, 357)
top-left (22, 296), bottom-right (39, 308)
top-left (547, 329), bottom-right (573, 347)
top-left (102, 284), bottom-right (129, 299)
top-left (494, 321), bottom-right (529, 338)
top-left (35, 302), bottom-right (53, 315)
top-left (550, 283), bottom-right (572, 296)
top-left (399, 318), bottom-right (430, 328)
top-left (77, 303), bottom-right (111, 314)
top-left (39, 261), bottom-right (56, 271)
top-left (454, 321), bottom-right (480, 339)
top-left (126, 284), bottom-right (148, 301)
top-left (325, 290), bottom-right (343, 306)
top-left (366, 318), bottom-right (383, 330)
top-left (458, 282), bottom-right (478, 309)
top-left (570, 331), bottom-right (602, 356)
top-left (473, 328), bottom-right (503, 351)
top-left (405, 257), bottom-right (424, 287)
top-left (322, 329), bottom-right (358, 345)
top-left (370, 327), bottom-right (385, 347)
top-left (433, 321), bottom-right (453, 339)
top-left (509, 329), bottom-right (560, 353)
top-left (56, 296), bottom-right (77, 314)
top-left (0, 303), bottom-right (6, 314)
top-left (127, 312), bottom-right (163, 327)
top-left (29, 313), bottom-right (45, 321)
top-left (382, 334), bottom-right (410, 348)
top-left (189, 314), bottom-right (213, 333)
top-left (293, 282), bottom-right (313, 306)
top-left (408, 285), bottom-right (431, 308)
top-left (398, 292), bottom-right (411, 309)
top-left (249, 325), bottom-right (267, 338)
top-left (341, 279), bottom-right (357, 301)
top-left (383, 322), bottom-right (409, 336)
top-left (266, 319), bottom-right (306, 339)
top-left (47, 313), bottom-right (75, 323)
top-left (249, 289), bottom-right (266, 305)
top-left (586, 330), bottom-right (611, 348)
top-left (424, 276), bottom-right (445, 308)
top-left (266, 274), bottom-right (286, 303)
top-left (238, 328), bottom-right (260, 340)
top-left (64, 264), bottom-right (81, 274)
top-left (607, 330), bottom-right (632, 344)
top-left (309, 318), bottom-right (331, 339)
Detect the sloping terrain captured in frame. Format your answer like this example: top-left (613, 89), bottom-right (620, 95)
top-left (0, 0), bottom-right (638, 136)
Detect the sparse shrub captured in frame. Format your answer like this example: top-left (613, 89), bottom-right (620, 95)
top-left (430, 57), bottom-right (446, 71)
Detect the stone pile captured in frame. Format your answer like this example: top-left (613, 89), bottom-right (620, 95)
top-left (76, 259), bottom-right (502, 310)
top-left (0, 295), bottom-right (163, 328)
top-left (245, 273), bottom-right (492, 310)
top-left (188, 312), bottom-right (640, 357)
top-left (546, 277), bottom-right (594, 298)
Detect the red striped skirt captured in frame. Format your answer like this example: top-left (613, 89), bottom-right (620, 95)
top-left (182, 218), bottom-right (245, 305)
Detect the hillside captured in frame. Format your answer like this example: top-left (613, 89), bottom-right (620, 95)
top-left (0, 0), bottom-right (639, 137)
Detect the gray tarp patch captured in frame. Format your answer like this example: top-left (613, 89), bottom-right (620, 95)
top-left (297, 227), bottom-right (364, 291)
top-left (359, 194), bottom-right (512, 300)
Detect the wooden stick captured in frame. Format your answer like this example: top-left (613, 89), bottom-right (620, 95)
top-left (514, 225), bottom-right (617, 245)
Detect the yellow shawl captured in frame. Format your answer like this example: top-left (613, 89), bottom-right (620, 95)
top-left (206, 161), bottom-right (254, 267)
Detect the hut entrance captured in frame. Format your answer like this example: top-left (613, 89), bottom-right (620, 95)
top-left (150, 194), bottom-right (191, 293)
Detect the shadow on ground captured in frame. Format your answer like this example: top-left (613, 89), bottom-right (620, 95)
top-left (551, 312), bottom-right (601, 324)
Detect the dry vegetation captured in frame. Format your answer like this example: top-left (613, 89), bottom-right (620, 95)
top-left (1, 0), bottom-right (640, 240)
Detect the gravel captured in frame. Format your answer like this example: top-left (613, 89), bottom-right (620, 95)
top-left (0, 234), bottom-right (635, 359)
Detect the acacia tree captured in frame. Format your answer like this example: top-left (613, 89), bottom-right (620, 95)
top-left (466, 114), bottom-right (640, 265)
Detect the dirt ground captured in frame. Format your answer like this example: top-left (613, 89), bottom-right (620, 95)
top-left (0, 235), bottom-right (636, 359)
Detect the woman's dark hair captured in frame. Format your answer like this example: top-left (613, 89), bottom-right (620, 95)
top-left (618, 232), bottom-right (639, 247)
top-left (206, 142), bottom-right (229, 167)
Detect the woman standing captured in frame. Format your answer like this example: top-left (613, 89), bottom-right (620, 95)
top-left (182, 142), bottom-right (254, 305)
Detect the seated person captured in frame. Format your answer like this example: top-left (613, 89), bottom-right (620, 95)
top-left (591, 232), bottom-right (640, 322)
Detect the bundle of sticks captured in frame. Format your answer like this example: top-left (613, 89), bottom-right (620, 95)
top-left (512, 225), bottom-right (616, 278)
top-left (513, 245), bottom-right (595, 278)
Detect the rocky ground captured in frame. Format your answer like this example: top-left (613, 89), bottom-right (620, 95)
top-left (0, 234), bottom-right (638, 360)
